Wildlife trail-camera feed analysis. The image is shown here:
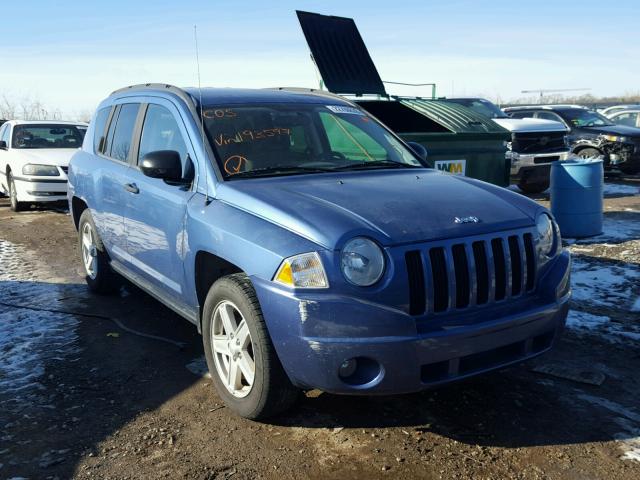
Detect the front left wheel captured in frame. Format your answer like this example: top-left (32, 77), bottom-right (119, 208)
top-left (8, 173), bottom-right (27, 212)
top-left (202, 274), bottom-right (299, 419)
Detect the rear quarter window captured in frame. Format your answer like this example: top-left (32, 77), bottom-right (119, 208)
top-left (106, 104), bottom-right (140, 162)
top-left (92, 107), bottom-right (111, 153)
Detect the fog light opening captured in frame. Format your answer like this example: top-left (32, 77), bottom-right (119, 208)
top-left (337, 356), bottom-right (381, 386)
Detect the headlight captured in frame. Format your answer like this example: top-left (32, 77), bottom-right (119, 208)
top-left (22, 164), bottom-right (60, 176)
top-left (274, 252), bottom-right (328, 288)
top-left (341, 237), bottom-right (385, 286)
top-left (536, 213), bottom-right (559, 267)
top-left (601, 134), bottom-right (628, 143)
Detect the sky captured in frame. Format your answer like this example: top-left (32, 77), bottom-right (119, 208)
top-left (1, 0), bottom-right (638, 118)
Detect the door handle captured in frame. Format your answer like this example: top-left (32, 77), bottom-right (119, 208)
top-left (124, 183), bottom-right (139, 194)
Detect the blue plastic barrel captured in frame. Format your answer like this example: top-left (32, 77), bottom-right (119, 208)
top-left (550, 159), bottom-right (603, 238)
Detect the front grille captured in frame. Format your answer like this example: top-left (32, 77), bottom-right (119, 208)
top-left (405, 231), bottom-right (536, 315)
top-left (512, 132), bottom-right (566, 154)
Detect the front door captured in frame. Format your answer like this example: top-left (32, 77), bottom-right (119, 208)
top-left (122, 100), bottom-right (196, 300)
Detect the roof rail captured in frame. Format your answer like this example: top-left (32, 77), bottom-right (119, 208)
top-left (268, 87), bottom-right (359, 106)
top-left (110, 83), bottom-right (196, 107)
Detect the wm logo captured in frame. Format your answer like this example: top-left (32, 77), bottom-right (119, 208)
top-left (435, 159), bottom-right (466, 175)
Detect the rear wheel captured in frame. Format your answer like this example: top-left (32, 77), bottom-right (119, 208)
top-left (78, 209), bottom-right (120, 293)
top-left (8, 173), bottom-right (27, 212)
top-left (202, 274), bottom-right (299, 419)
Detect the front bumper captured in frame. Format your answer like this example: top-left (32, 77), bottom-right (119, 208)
top-left (508, 150), bottom-right (569, 176)
top-left (253, 250), bottom-right (571, 394)
top-left (12, 176), bottom-right (68, 203)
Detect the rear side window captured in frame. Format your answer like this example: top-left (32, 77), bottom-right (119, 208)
top-left (92, 107), bottom-right (111, 153)
top-left (108, 104), bottom-right (140, 162)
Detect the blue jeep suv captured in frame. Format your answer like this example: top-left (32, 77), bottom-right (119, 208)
top-left (68, 84), bottom-right (571, 419)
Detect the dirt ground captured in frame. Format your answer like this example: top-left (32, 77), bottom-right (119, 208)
top-left (1, 175), bottom-right (639, 480)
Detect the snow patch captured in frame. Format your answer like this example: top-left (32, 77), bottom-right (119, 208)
top-left (603, 183), bottom-right (640, 197)
top-left (570, 215), bottom-right (640, 243)
top-left (571, 258), bottom-right (640, 310)
top-left (0, 240), bottom-right (79, 411)
top-left (566, 311), bottom-right (610, 331)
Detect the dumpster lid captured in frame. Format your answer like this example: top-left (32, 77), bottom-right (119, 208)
top-left (296, 10), bottom-right (387, 96)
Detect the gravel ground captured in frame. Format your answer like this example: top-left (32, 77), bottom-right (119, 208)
top-left (0, 175), bottom-right (639, 480)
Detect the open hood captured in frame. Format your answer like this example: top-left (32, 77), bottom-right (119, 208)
top-left (296, 10), bottom-right (387, 96)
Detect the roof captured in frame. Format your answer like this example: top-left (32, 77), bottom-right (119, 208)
top-left (5, 120), bottom-right (88, 126)
top-left (110, 83), bottom-right (352, 107)
top-left (504, 104), bottom-right (587, 111)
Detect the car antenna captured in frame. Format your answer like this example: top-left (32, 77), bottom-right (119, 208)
top-left (194, 24), bottom-right (211, 205)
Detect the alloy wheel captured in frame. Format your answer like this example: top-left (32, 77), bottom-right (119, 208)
top-left (81, 222), bottom-right (98, 279)
top-left (210, 300), bottom-right (255, 398)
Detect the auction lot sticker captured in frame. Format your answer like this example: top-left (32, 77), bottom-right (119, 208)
top-left (435, 159), bottom-right (466, 175)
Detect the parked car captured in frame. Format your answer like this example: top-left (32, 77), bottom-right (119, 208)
top-left (608, 109), bottom-right (640, 128)
top-left (504, 105), bottom-right (640, 174)
top-left (68, 84), bottom-right (571, 419)
top-left (600, 104), bottom-right (640, 117)
top-left (443, 98), bottom-right (569, 193)
top-left (295, 11), bottom-right (512, 188)
top-left (0, 120), bottom-right (88, 211)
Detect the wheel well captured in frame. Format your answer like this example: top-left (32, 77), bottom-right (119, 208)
top-left (195, 251), bottom-right (242, 315)
top-left (71, 196), bottom-right (88, 230)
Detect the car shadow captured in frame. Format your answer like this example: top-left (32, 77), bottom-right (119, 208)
top-left (1, 278), bottom-right (638, 477)
top-left (270, 336), bottom-right (639, 451)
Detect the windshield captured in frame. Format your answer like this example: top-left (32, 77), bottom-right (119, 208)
top-left (447, 98), bottom-right (508, 119)
top-left (12, 124), bottom-right (84, 149)
top-left (560, 109), bottom-right (614, 128)
top-left (201, 103), bottom-right (423, 179)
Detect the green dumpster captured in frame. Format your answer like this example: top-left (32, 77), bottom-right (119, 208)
top-left (296, 10), bottom-right (512, 187)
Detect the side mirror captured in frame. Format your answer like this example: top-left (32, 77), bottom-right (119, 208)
top-left (140, 150), bottom-right (183, 182)
top-left (0, 140), bottom-right (7, 150)
top-left (406, 141), bottom-right (428, 162)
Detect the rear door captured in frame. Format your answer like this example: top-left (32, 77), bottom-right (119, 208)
top-left (93, 103), bottom-right (142, 260)
top-left (122, 99), bottom-right (196, 300)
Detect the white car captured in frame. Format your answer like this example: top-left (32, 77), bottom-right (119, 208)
top-left (608, 109), bottom-right (640, 128)
top-left (0, 120), bottom-right (87, 211)
top-left (444, 98), bottom-right (569, 193)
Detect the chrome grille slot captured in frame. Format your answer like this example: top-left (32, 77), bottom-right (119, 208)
top-left (405, 231), bottom-right (537, 316)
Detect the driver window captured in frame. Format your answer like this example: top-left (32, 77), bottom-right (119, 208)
top-left (138, 104), bottom-right (189, 173)
top-left (319, 112), bottom-right (386, 161)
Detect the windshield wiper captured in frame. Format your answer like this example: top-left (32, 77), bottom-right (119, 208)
top-left (331, 160), bottom-right (422, 171)
top-left (228, 165), bottom-right (334, 178)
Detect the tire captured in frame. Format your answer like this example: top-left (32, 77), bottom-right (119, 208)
top-left (8, 173), bottom-right (27, 212)
top-left (78, 209), bottom-right (120, 294)
top-left (618, 163), bottom-right (640, 175)
top-left (517, 179), bottom-right (549, 194)
top-left (575, 147), bottom-right (602, 160)
top-left (202, 274), bottom-right (299, 419)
